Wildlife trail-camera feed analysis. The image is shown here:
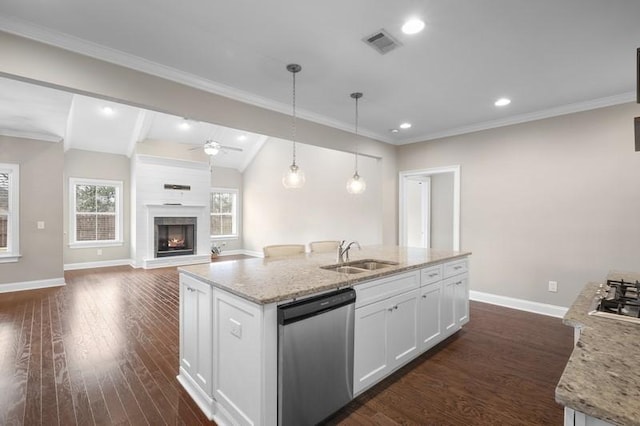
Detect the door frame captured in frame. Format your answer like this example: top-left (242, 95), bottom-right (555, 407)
top-left (399, 165), bottom-right (460, 250)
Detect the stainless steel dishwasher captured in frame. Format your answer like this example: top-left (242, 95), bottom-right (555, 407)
top-left (278, 287), bottom-right (356, 426)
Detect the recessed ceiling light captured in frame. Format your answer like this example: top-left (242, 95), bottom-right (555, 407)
top-left (179, 119), bottom-right (191, 130)
top-left (494, 98), bottom-right (511, 107)
top-left (390, 129), bottom-right (400, 133)
top-left (101, 106), bottom-right (115, 116)
top-left (402, 18), bottom-right (425, 35)
top-left (237, 135), bottom-right (247, 141)
top-left (399, 122), bottom-right (412, 129)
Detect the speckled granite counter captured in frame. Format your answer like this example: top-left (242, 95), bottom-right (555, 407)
top-left (555, 271), bottom-right (640, 426)
top-left (179, 246), bottom-right (470, 305)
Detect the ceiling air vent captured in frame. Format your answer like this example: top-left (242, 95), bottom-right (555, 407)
top-left (363, 29), bottom-right (402, 55)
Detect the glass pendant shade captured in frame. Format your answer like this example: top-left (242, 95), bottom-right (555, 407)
top-left (282, 163), bottom-right (306, 189)
top-left (346, 171), bottom-right (366, 194)
top-left (204, 140), bottom-right (221, 156)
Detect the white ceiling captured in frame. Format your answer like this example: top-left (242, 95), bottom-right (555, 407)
top-left (0, 1), bottom-right (639, 144)
top-left (0, 76), bottom-right (266, 170)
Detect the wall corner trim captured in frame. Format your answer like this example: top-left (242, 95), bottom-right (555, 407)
top-left (0, 277), bottom-right (66, 293)
top-left (470, 290), bottom-right (568, 318)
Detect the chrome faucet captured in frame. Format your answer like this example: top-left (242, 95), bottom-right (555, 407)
top-left (337, 240), bottom-right (361, 263)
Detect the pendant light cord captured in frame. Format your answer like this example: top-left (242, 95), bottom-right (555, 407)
top-left (354, 93), bottom-right (360, 173)
top-left (291, 70), bottom-right (297, 166)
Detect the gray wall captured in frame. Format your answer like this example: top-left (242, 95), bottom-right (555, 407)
top-left (430, 173), bottom-right (454, 250)
top-left (398, 102), bottom-right (640, 307)
top-left (211, 166), bottom-right (243, 252)
top-left (0, 31), bottom-right (399, 246)
top-left (0, 136), bottom-right (63, 285)
top-left (63, 149), bottom-right (131, 265)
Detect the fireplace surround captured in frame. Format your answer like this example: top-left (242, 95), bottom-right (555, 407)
top-left (154, 217), bottom-right (196, 258)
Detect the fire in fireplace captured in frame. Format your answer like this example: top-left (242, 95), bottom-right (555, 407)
top-left (154, 217), bottom-right (196, 258)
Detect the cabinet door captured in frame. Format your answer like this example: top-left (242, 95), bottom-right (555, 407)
top-left (180, 274), bottom-right (213, 396)
top-left (454, 274), bottom-right (469, 326)
top-left (387, 289), bottom-right (420, 370)
top-left (353, 300), bottom-right (389, 395)
top-left (418, 282), bottom-right (442, 350)
top-left (442, 276), bottom-right (457, 336)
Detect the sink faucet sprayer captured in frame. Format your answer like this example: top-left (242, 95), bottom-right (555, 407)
top-left (337, 240), bottom-right (361, 263)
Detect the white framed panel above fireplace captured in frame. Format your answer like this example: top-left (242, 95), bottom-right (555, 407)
top-left (131, 155), bottom-right (212, 269)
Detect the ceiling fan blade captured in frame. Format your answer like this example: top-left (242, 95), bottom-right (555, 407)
top-left (220, 145), bottom-right (243, 152)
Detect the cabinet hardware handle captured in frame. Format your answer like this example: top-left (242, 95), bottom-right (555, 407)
top-left (394, 305), bottom-right (398, 310)
top-left (455, 281), bottom-right (462, 285)
top-left (187, 287), bottom-right (196, 292)
top-left (454, 266), bottom-right (463, 270)
top-left (422, 295), bottom-right (427, 299)
top-left (388, 307), bottom-right (394, 312)
top-left (428, 273), bottom-right (438, 277)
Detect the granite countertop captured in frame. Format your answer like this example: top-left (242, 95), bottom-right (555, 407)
top-left (555, 271), bottom-right (640, 426)
top-left (178, 245), bottom-right (471, 305)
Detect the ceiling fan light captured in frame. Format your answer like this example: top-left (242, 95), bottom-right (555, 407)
top-left (346, 172), bottom-right (366, 194)
top-left (204, 140), bottom-right (221, 156)
top-left (282, 163), bottom-right (306, 189)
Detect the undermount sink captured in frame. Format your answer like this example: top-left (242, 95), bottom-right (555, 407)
top-left (320, 259), bottom-right (399, 274)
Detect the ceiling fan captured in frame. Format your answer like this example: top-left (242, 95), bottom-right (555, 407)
top-left (191, 139), bottom-right (244, 156)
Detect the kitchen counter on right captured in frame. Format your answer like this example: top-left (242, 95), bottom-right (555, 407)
top-left (555, 271), bottom-right (640, 426)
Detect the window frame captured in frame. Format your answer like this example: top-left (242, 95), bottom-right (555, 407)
top-left (69, 177), bottom-right (124, 248)
top-left (0, 163), bottom-right (20, 263)
top-left (210, 187), bottom-right (238, 240)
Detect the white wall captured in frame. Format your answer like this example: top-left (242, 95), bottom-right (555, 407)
top-left (405, 180), bottom-right (424, 247)
top-left (243, 138), bottom-right (382, 253)
top-left (398, 102), bottom-right (640, 307)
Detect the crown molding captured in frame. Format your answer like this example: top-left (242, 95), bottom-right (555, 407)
top-left (1, 18), bottom-right (633, 148)
top-left (0, 128), bottom-right (62, 142)
top-left (399, 92), bottom-right (636, 145)
top-left (0, 18), bottom-right (391, 144)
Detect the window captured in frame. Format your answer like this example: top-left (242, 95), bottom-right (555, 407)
top-left (210, 189), bottom-right (237, 238)
top-left (70, 178), bottom-right (123, 247)
top-left (0, 163), bottom-right (19, 263)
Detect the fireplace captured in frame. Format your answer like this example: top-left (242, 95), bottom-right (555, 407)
top-left (154, 217), bottom-right (196, 258)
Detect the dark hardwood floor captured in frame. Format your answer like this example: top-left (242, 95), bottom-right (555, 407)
top-left (0, 263), bottom-right (574, 425)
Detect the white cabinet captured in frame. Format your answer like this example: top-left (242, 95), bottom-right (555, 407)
top-left (442, 273), bottom-right (469, 337)
top-left (353, 288), bottom-right (420, 394)
top-left (418, 281), bottom-right (443, 349)
top-left (179, 273), bottom-right (213, 399)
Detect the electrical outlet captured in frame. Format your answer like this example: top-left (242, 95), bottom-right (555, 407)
top-left (97, 249), bottom-right (103, 256)
top-left (37, 221), bottom-right (45, 229)
top-left (230, 318), bottom-right (242, 338)
top-left (548, 280), bottom-right (558, 293)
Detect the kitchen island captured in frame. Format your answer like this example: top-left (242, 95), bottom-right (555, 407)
top-left (556, 271), bottom-right (640, 426)
top-left (178, 246), bottom-right (471, 426)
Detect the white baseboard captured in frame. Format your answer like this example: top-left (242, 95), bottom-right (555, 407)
top-left (143, 254), bottom-right (210, 269)
top-left (64, 258), bottom-right (134, 271)
top-left (220, 249), bottom-right (246, 256)
top-left (470, 290), bottom-right (568, 318)
top-left (243, 249), bottom-right (264, 258)
top-left (0, 277), bottom-right (66, 293)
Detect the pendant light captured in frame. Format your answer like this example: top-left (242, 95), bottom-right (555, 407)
top-left (282, 64), bottom-right (306, 189)
top-left (346, 92), bottom-right (366, 194)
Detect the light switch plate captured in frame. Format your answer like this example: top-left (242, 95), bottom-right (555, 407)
top-left (37, 221), bottom-right (45, 229)
top-left (548, 281), bottom-right (558, 292)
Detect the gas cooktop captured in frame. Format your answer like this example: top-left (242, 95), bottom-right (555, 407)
top-left (589, 279), bottom-right (640, 324)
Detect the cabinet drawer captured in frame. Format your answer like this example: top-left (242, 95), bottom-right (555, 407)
top-left (443, 258), bottom-right (468, 278)
top-left (355, 270), bottom-right (420, 308)
top-left (421, 265), bottom-right (443, 286)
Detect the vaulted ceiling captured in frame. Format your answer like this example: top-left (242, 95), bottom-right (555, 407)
top-left (0, 0), bottom-right (639, 146)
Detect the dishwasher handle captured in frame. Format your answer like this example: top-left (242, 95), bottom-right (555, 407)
top-left (278, 288), bottom-right (356, 326)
